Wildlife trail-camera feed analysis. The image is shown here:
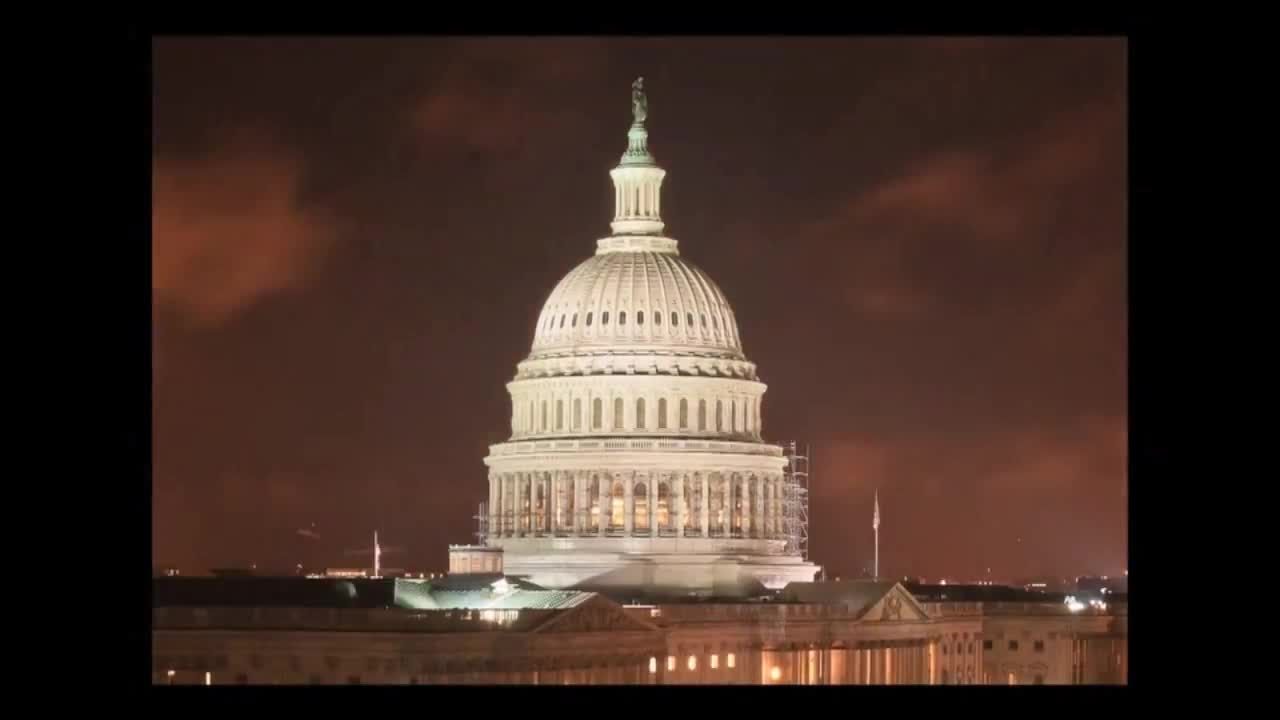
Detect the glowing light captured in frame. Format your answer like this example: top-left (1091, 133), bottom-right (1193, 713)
top-left (940, 579), bottom-right (947, 586)
top-left (710, 654), bottom-right (719, 669)
top-left (491, 578), bottom-right (511, 594)
top-left (1064, 596), bottom-right (1085, 612)
top-left (667, 656), bottom-right (675, 671)
top-left (204, 671), bottom-right (211, 686)
top-left (687, 655), bottom-right (697, 671)
top-left (770, 666), bottom-right (782, 681)
top-left (728, 653), bottom-right (736, 668)
top-left (649, 657), bottom-right (657, 674)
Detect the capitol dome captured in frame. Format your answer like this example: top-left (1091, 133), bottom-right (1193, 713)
top-left (481, 79), bottom-right (818, 598)
top-left (530, 249), bottom-right (745, 361)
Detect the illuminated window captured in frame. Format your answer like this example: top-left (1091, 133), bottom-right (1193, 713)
top-left (687, 656), bottom-right (697, 671)
top-left (593, 398), bottom-right (602, 429)
top-left (619, 311), bottom-right (626, 326)
top-left (679, 398), bottom-right (688, 429)
top-left (1034, 640), bottom-right (1044, 653)
top-left (698, 399), bottom-right (706, 431)
top-left (770, 666), bottom-right (781, 681)
top-left (667, 656), bottom-right (676, 671)
top-left (1007, 671), bottom-right (1016, 685)
top-left (727, 653), bottom-right (736, 668)
top-left (649, 657), bottom-right (657, 674)
top-left (637, 311), bottom-right (644, 325)
top-left (602, 311), bottom-right (610, 325)
top-left (710, 654), bottom-right (719, 669)
top-left (671, 312), bottom-right (679, 326)
top-left (658, 398), bottom-right (667, 429)
top-left (586, 312), bottom-right (593, 327)
top-left (636, 398), bottom-right (646, 429)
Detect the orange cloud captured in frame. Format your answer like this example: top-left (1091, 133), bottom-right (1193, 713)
top-left (152, 136), bottom-right (336, 327)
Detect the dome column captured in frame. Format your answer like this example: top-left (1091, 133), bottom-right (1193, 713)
top-left (673, 473), bottom-right (686, 537)
top-left (700, 473), bottom-right (710, 537)
top-left (624, 473), bottom-right (635, 535)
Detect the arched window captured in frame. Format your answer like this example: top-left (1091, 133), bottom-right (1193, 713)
top-left (592, 398), bottom-right (602, 429)
top-left (613, 397), bottom-right (624, 429)
top-left (671, 312), bottom-right (679, 326)
top-left (654, 311), bottom-right (662, 326)
top-left (572, 313), bottom-right (577, 327)
top-left (573, 398), bottom-right (581, 430)
top-left (716, 400), bottom-right (723, 431)
top-left (698, 399), bottom-right (707, 431)
top-left (556, 400), bottom-right (563, 430)
top-left (658, 398), bottom-right (668, 429)
top-left (619, 311), bottom-right (626, 326)
top-left (636, 398), bottom-right (646, 430)
top-left (687, 312), bottom-right (694, 327)
top-left (602, 311), bottom-right (610, 325)
top-left (634, 482), bottom-right (649, 531)
top-left (637, 311), bottom-right (644, 325)
top-left (586, 312), bottom-right (593, 327)
top-left (611, 481), bottom-right (625, 529)
top-left (679, 398), bottom-right (688, 429)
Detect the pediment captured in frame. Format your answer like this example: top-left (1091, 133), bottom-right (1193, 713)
top-left (864, 584), bottom-right (930, 623)
top-left (532, 596), bottom-right (659, 634)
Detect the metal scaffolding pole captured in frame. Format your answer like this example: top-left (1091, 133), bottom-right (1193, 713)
top-left (783, 441), bottom-right (810, 560)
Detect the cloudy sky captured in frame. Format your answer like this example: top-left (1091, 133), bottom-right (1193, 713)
top-left (152, 37), bottom-right (1127, 580)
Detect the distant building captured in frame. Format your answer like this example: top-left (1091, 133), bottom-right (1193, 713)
top-left (449, 545), bottom-right (503, 575)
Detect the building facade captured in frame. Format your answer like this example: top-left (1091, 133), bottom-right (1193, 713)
top-left (481, 82), bottom-right (818, 597)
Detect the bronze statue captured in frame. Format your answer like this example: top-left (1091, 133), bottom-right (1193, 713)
top-left (631, 77), bottom-right (647, 124)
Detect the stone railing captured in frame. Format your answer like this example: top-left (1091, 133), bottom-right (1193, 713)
top-left (489, 438), bottom-right (784, 457)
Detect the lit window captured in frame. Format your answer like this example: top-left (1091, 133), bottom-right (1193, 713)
top-left (727, 653), bottom-right (736, 668)
top-left (637, 311), bottom-right (644, 325)
top-left (687, 656), bottom-right (697, 671)
top-left (602, 311), bottom-right (610, 325)
top-left (667, 656), bottom-right (676, 671)
top-left (770, 666), bottom-right (781, 681)
top-left (710, 654), bottom-right (719, 669)
top-left (619, 311), bottom-right (626, 325)
top-left (649, 657), bottom-right (657, 674)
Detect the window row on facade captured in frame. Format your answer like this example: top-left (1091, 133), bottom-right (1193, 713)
top-left (513, 393), bottom-right (761, 438)
top-left (487, 470), bottom-right (788, 539)
top-left (539, 307), bottom-right (737, 346)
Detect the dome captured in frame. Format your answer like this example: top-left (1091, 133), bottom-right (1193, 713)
top-left (529, 245), bottom-right (743, 360)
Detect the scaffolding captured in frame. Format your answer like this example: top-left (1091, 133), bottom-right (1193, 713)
top-left (782, 441), bottom-right (810, 560)
top-left (474, 501), bottom-right (489, 544)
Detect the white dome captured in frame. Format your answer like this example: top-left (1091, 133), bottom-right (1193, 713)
top-left (530, 245), bottom-right (743, 361)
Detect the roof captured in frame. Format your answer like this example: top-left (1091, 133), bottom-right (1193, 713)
top-left (904, 583), bottom-right (1068, 603)
top-left (153, 575), bottom-right (591, 613)
top-left (779, 580), bottom-right (899, 614)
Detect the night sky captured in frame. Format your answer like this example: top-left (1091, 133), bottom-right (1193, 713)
top-left (152, 37), bottom-right (1127, 581)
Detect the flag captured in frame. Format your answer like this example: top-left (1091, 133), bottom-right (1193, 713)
top-left (873, 491), bottom-right (880, 530)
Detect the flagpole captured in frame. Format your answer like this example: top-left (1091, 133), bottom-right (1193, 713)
top-left (873, 490), bottom-right (880, 580)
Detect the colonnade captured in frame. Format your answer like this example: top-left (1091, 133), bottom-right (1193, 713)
top-left (487, 470), bottom-right (788, 540)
